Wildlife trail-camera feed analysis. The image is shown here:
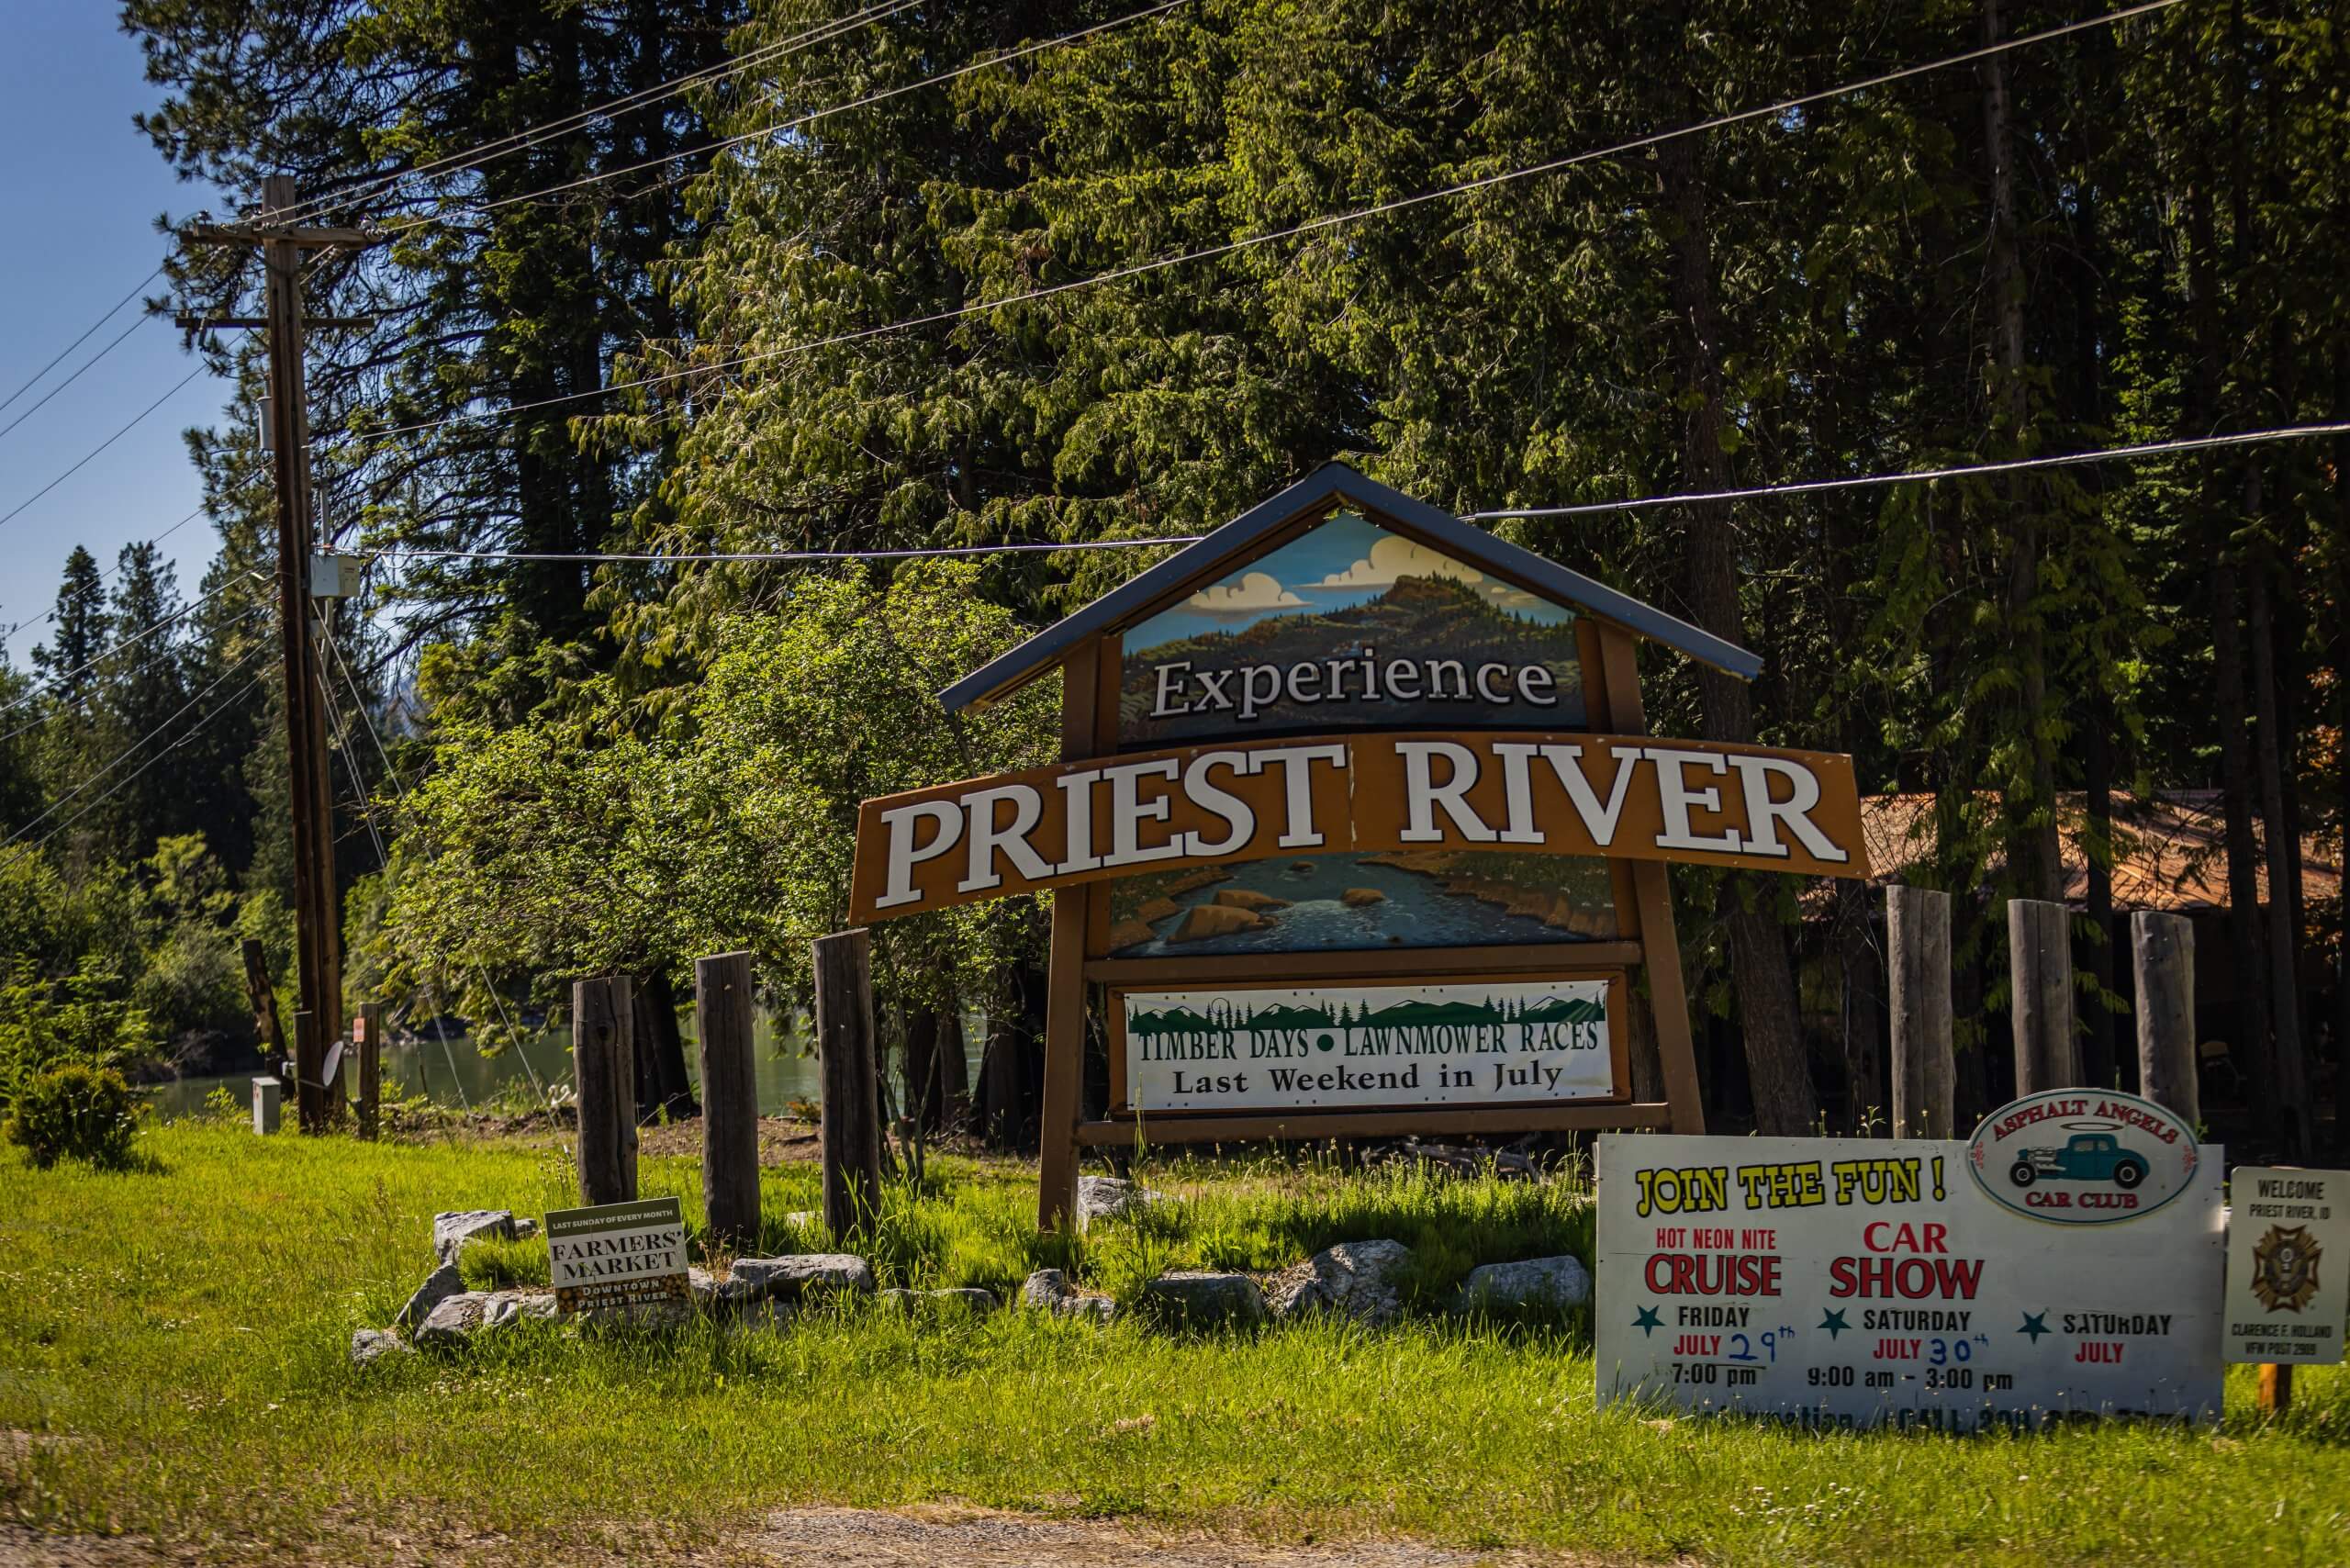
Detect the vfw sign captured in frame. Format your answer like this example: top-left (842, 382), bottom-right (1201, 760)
top-left (1595, 1092), bottom-right (2222, 1429)
top-left (1121, 977), bottom-right (1621, 1114)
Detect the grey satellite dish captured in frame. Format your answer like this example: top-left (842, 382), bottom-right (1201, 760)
top-left (321, 1039), bottom-right (345, 1088)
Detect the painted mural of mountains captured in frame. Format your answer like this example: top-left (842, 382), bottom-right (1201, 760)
top-left (1119, 575), bottom-right (1585, 744)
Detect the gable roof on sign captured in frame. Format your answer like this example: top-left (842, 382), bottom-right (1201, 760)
top-left (938, 462), bottom-right (1762, 712)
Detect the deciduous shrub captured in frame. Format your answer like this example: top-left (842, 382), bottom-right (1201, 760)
top-left (5, 1063), bottom-right (139, 1170)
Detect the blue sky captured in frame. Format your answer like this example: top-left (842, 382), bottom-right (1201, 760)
top-left (1128, 511), bottom-right (1574, 647)
top-left (0, 2), bottom-right (230, 664)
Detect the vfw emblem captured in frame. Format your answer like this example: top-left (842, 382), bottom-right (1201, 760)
top-left (2251, 1224), bottom-right (2322, 1313)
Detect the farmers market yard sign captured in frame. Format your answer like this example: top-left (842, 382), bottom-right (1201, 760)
top-left (850, 465), bottom-right (1872, 1226)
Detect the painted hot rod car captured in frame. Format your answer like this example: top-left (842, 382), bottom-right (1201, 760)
top-left (2007, 1132), bottom-right (2148, 1190)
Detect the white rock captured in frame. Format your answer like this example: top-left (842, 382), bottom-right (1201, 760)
top-left (414, 1288), bottom-right (559, 1348)
top-left (1076, 1175), bottom-right (1165, 1232)
top-left (739, 1299), bottom-right (797, 1331)
top-left (1140, 1271), bottom-right (1266, 1327)
top-left (688, 1266), bottom-right (723, 1307)
top-left (431, 1210), bottom-right (518, 1264)
top-left (1266, 1238), bottom-right (1412, 1327)
top-left (1021, 1269), bottom-right (1073, 1308)
top-left (1455, 1255), bottom-right (1592, 1316)
top-left (393, 1260), bottom-right (464, 1329)
top-left (1020, 1269), bottom-right (1115, 1322)
top-left (724, 1254), bottom-right (875, 1302)
top-left (349, 1327), bottom-right (412, 1366)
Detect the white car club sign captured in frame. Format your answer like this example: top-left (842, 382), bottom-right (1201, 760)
top-left (1595, 1092), bottom-right (2224, 1429)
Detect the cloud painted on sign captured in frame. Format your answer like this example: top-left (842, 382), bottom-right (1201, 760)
top-left (1186, 570), bottom-right (1304, 614)
top-left (1482, 584), bottom-right (1543, 610)
top-left (1309, 535), bottom-right (1485, 590)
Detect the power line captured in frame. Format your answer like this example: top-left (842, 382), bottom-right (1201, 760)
top-left (354, 418), bottom-right (2350, 568)
top-left (273, 0), bottom-right (920, 229)
top-left (0, 496), bottom-right (239, 638)
top-left (321, 0), bottom-right (2178, 453)
top-left (0, 574), bottom-right (261, 722)
top-left (317, 619), bottom-right (555, 1116)
top-left (0, 363), bottom-right (211, 532)
top-left (0, 603), bottom-right (267, 746)
top-left (0, 642), bottom-right (269, 862)
top-left (0, 674), bottom-right (267, 882)
top-left (432, 0), bottom-right (1192, 224)
top-left (0, 314), bottom-right (150, 446)
top-left (0, 268), bottom-right (162, 420)
top-left (309, 634), bottom-right (475, 1112)
top-left (384, 534), bottom-right (1204, 565)
top-left (1459, 420), bottom-right (2350, 519)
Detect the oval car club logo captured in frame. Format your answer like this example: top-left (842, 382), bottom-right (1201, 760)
top-left (1965, 1088), bottom-right (2199, 1225)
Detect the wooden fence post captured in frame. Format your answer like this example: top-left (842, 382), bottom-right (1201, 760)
top-left (2132, 911), bottom-right (2198, 1126)
top-left (356, 1001), bottom-right (381, 1141)
top-left (695, 951), bottom-right (761, 1251)
top-left (2009, 898), bottom-right (2080, 1093)
top-left (1887, 886), bottom-right (1954, 1138)
top-left (574, 976), bottom-right (638, 1204)
top-left (812, 930), bottom-right (884, 1238)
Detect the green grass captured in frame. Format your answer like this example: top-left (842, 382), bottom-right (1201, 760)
top-left (3, 1123), bottom-right (2349, 1564)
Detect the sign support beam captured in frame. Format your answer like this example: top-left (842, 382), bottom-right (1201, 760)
top-left (1037, 640), bottom-right (1102, 1231)
top-left (1595, 623), bottom-right (1707, 1134)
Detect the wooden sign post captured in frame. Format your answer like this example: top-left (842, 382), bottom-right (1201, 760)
top-left (852, 465), bottom-right (1873, 1227)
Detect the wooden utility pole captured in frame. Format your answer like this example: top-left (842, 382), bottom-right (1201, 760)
top-left (189, 178), bottom-right (370, 1135)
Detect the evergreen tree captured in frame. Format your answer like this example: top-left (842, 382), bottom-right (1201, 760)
top-left (29, 547), bottom-right (108, 700)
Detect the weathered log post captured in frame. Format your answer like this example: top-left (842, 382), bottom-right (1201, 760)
top-left (574, 976), bottom-right (638, 1204)
top-left (241, 937), bottom-right (282, 1060)
top-left (356, 1001), bottom-right (382, 1141)
top-left (933, 1005), bottom-right (971, 1128)
top-left (2009, 898), bottom-right (2080, 1092)
top-left (2132, 911), bottom-right (2198, 1125)
top-left (812, 930), bottom-right (884, 1238)
top-left (1887, 885), bottom-right (1954, 1138)
top-left (695, 951), bottom-right (760, 1252)
top-left (292, 1009), bottom-right (324, 1134)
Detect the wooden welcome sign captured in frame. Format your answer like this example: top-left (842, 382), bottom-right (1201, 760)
top-left (853, 464), bottom-right (1871, 1227)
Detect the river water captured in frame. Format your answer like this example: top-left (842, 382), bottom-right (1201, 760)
top-left (148, 1013), bottom-right (987, 1122)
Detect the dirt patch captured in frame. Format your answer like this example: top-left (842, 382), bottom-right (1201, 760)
top-left (745, 1506), bottom-right (1604, 1567)
top-left (634, 1114), bottom-right (822, 1164)
top-left (0, 1508), bottom-right (1626, 1568)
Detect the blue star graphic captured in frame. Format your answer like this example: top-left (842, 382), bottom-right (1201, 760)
top-left (2018, 1311), bottom-right (2051, 1344)
top-left (1818, 1309), bottom-right (1850, 1339)
top-left (1633, 1305), bottom-right (1662, 1338)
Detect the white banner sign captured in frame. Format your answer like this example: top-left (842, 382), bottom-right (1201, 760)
top-left (1119, 977), bottom-right (1617, 1114)
top-left (1596, 1117), bottom-right (2224, 1430)
top-left (2225, 1167), bottom-right (2349, 1365)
